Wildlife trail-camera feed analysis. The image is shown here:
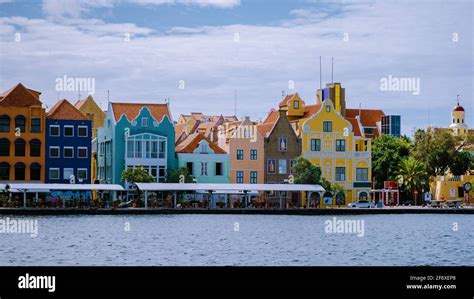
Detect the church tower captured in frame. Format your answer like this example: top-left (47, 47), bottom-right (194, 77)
top-left (449, 96), bottom-right (468, 137)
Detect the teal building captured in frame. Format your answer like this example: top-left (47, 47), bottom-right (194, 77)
top-left (96, 102), bottom-right (176, 186)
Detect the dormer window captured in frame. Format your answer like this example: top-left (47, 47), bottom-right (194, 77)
top-left (326, 105), bottom-right (330, 112)
top-left (141, 118), bottom-right (148, 127)
top-left (293, 101), bottom-right (299, 109)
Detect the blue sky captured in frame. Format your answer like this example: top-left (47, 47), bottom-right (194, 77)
top-left (0, 0), bottom-right (472, 136)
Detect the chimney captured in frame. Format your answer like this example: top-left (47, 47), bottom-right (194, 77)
top-left (278, 109), bottom-right (287, 119)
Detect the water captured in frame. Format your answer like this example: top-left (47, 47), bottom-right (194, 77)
top-left (1, 214), bottom-right (473, 266)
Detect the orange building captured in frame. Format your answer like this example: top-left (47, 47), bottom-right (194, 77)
top-left (0, 83), bottom-right (46, 182)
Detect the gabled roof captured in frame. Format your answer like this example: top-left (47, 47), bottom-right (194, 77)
top-left (0, 83), bottom-right (42, 107)
top-left (279, 93), bottom-right (295, 107)
top-left (263, 109), bottom-right (279, 124)
top-left (345, 108), bottom-right (385, 128)
top-left (346, 118), bottom-right (362, 136)
top-left (175, 133), bottom-right (226, 154)
top-left (302, 104), bottom-right (322, 119)
top-left (111, 102), bottom-right (171, 123)
top-left (75, 95), bottom-right (101, 111)
top-left (256, 122), bottom-right (276, 138)
top-left (47, 99), bottom-right (88, 120)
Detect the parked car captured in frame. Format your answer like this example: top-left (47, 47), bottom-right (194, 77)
top-left (348, 200), bottom-right (375, 208)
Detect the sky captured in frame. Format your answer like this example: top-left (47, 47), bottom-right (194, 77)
top-left (0, 0), bottom-right (472, 136)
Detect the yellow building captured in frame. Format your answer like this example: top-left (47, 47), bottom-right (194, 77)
top-left (74, 95), bottom-right (105, 183)
top-left (430, 175), bottom-right (473, 203)
top-left (0, 83), bottom-right (46, 182)
top-left (301, 99), bottom-right (372, 206)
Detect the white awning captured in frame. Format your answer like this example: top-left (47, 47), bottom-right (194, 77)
top-left (135, 183), bottom-right (324, 192)
top-left (3, 183), bottom-right (124, 191)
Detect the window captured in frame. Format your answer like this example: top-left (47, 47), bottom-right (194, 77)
top-left (215, 162), bottom-right (223, 176)
top-left (15, 139), bottom-right (25, 156)
top-left (250, 171), bottom-right (257, 184)
top-left (30, 163), bottom-right (41, 180)
top-left (63, 168), bottom-right (73, 180)
top-left (290, 159), bottom-right (297, 174)
top-left (50, 125), bottom-right (60, 136)
top-left (250, 149), bottom-right (257, 160)
top-left (78, 126), bottom-right (88, 137)
top-left (200, 143), bottom-right (208, 154)
top-left (364, 127), bottom-right (375, 135)
top-left (200, 162), bottom-right (208, 176)
top-left (64, 125), bottom-right (74, 137)
top-left (0, 115), bottom-right (10, 132)
top-left (64, 147), bottom-right (74, 158)
top-left (326, 105), bottom-right (330, 112)
top-left (244, 129), bottom-right (250, 138)
top-left (77, 169), bottom-right (88, 181)
top-left (310, 139), bottom-right (321, 151)
top-left (0, 138), bottom-right (10, 156)
top-left (14, 163), bottom-right (25, 180)
top-left (78, 147), bottom-right (88, 158)
top-left (15, 115), bottom-right (26, 133)
top-left (30, 139), bottom-right (41, 157)
top-left (335, 167), bottom-right (346, 181)
top-left (293, 101), bottom-right (299, 109)
top-left (278, 159), bottom-right (287, 174)
top-left (49, 146), bottom-right (59, 158)
top-left (267, 160), bottom-right (276, 174)
top-left (158, 166), bottom-right (166, 182)
top-left (49, 168), bottom-right (60, 180)
top-left (323, 121), bottom-right (332, 132)
top-left (134, 140), bottom-right (142, 158)
top-left (30, 118), bottom-right (41, 133)
top-left (0, 162), bottom-right (10, 180)
top-left (141, 118), bottom-right (148, 127)
top-left (236, 149), bottom-right (244, 160)
top-left (151, 141), bottom-right (158, 158)
top-left (278, 137), bottom-right (288, 152)
top-left (159, 140), bottom-right (166, 159)
top-left (144, 140), bottom-right (151, 158)
top-left (127, 140), bottom-right (134, 158)
top-left (236, 171), bottom-right (244, 183)
top-left (336, 139), bottom-right (346, 152)
top-left (186, 162), bottom-right (193, 175)
top-left (150, 166), bottom-right (158, 180)
top-left (356, 168), bottom-right (369, 181)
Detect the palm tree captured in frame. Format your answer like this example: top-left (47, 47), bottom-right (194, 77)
top-left (395, 157), bottom-right (427, 205)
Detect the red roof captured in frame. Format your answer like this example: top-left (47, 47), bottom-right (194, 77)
top-left (278, 94), bottom-right (294, 107)
top-left (111, 102), bottom-right (171, 123)
top-left (175, 133), bottom-right (226, 154)
top-left (47, 99), bottom-right (88, 120)
top-left (453, 105), bottom-right (464, 112)
top-left (346, 118), bottom-right (362, 136)
top-left (263, 109), bottom-right (279, 124)
top-left (256, 122), bottom-right (276, 138)
top-left (0, 83), bottom-right (42, 107)
top-left (345, 108), bottom-right (385, 127)
top-left (302, 104), bottom-right (322, 118)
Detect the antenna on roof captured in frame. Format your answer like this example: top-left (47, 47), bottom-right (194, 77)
top-left (456, 94), bottom-right (460, 105)
top-left (331, 57), bottom-right (334, 83)
top-left (107, 90), bottom-right (110, 102)
top-left (282, 90), bottom-right (286, 98)
top-left (319, 56), bottom-right (322, 89)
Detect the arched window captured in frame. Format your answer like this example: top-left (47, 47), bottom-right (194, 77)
top-left (30, 139), bottom-right (41, 157)
top-left (15, 162), bottom-right (25, 180)
top-left (0, 115), bottom-right (10, 132)
top-left (0, 162), bottom-right (9, 180)
top-left (0, 138), bottom-right (10, 156)
top-left (359, 191), bottom-right (369, 201)
top-left (15, 139), bottom-right (26, 156)
top-left (30, 163), bottom-right (41, 181)
top-left (15, 115), bottom-right (26, 133)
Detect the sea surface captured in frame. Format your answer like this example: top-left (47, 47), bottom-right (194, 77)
top-left (1, 214), bottom-right (473, 266)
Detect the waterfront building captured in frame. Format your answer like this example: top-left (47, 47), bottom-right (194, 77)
top-left (45, 99), bottom-right (92, 184)
top-left (74, 95), bottom-right (106, 183)
top-left (0, 83), bottom-right (46, 182)
top-left (218, 116), bottom-right (265, 184)
top-left (381, 115), bottom-right (401, 138)
top-left (301, 99), bottom-right (372, 206)
top-left (176, 133), bottom-right (230, 183)
top-left (96, 102), bottom-right (176, 186)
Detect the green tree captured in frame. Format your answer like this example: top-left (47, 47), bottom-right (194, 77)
top-left (450, 151), bottom-right (473, 176)
top-left (395, 157), bottom-right (428, 205)
top-left (166, 167), bottom-right (194, 183)
top-left (412, 130), bottom-right (457, 176)
top-left (121, 165), bottom-right (156, 184)
top-left (293, 156), bottom-right (322, 184)
top-left (371, 134), bottom-right (411, 188)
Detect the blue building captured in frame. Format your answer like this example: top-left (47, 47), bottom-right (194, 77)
top-left (45, 99), bottom-right (92, 184)
top-left (96, 102), bottom-right (176, 187)
top-left (381, 115), bottom-right (401, 137)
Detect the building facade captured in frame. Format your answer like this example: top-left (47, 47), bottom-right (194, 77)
top-left (176, 133), bottom-right (230, 183)
top-left (301, 99), bottom-right (372, 205)
top-left (45, 99), bottom-right (92, 184)
top-left (96, 102), bottom-right (176, 186)
top-left (0, 83), bottom-right (46, 182)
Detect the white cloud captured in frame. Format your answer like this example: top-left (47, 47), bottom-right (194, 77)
top-left (1, 0), bottom-right (472, 135)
